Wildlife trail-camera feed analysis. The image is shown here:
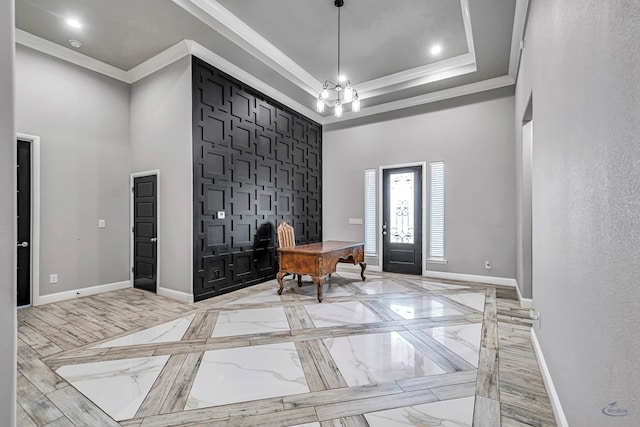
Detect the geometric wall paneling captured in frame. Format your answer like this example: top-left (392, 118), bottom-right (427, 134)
top-left (192, 56), bottom-right (322, 301)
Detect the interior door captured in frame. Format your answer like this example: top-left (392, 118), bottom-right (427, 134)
top-left (382, 166), bottom-right (422, 274)
top-left (133, 175), bottom-right (157, 292)
top-left (17, 140), bottom-right (31, 306)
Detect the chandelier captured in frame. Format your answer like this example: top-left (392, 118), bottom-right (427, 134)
top-left (316, 0), bottom-right (360, 117)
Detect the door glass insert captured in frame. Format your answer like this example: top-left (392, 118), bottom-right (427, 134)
top-left (389, 172), bottom-right (415, 244)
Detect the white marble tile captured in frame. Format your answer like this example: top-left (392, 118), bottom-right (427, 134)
top-left (364, 396), bottom-right (474, 427)
top-left (229, 288), bottom-right (283, 305)
top-left (422, 323), bottom-right (482, 367)
top-left (304, 301), bottom-right (380, 328)
top-left (444, 292), bottom-right (486, 312)
top-left (335, 271), bottom-right (382, 281)
top-left (185, 342), bottom-right (309, 409)
top-left (55, 355), bottom-right (170, 421)
top-left (357, 280), bottom-right (412, 295)
top-left (381, 296), bottom-right (462, 319)
top-left (94, 314), bottom-right (195, 348)
top-left (408, 279), bottom-right (469, 291)
top-left (324, 332), bottom-right (445, 386)
top-left (290, 423), bottom-right (320, 427)
top-left (211, 307), bottom-right (290, 337)
top-left (284, 281), bottom-right (353, 299)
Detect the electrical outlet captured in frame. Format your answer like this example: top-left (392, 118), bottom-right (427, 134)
top-left (217, 211), bottom-right (225, 219)
top-left (485, 260), bottom-right (491, 269)
top-left (50, 274), bottom-right (58, 284)
top-left (530, 309), bottom-right (541, 328)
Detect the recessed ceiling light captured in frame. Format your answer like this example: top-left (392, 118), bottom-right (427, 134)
top-left (338, 75), bottom-right (347, 83)
top-left (430, 44), bottom-right (443, 55)
top-left (69, 39), bottom-right (82, 49)
top-left (66, 18), bottom-right (82, 29)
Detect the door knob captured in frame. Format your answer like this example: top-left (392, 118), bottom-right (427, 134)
top-left (150, 237), bottom-right (157, 242)
top-left (17, 242), bottom-right (29, 248)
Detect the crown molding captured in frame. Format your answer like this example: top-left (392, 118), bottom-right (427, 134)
top-left (15, 29), bottom-right (129, 82)
top-left (188, 41), bottom-right (323, 123)
top-left (127, 40), bottom-right (191, 83)
top-left (509, 0), bottom-right (530, 79)
top-left (172, 0), bottom-right (322, 97)
top-left (172, 0), bottom-right (479, 103)
top-left (321, 75), bottom-right (515, 125)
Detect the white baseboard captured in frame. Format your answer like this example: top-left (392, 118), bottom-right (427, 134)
top-left (157, 287), bottom-right (194, 303)
top-left (36, 280), bottom-right (131, 306)
top-left (516, 283), bottom-right (533, 308)
top-left (531, 329), bottom-right (570, 427)
top-left (423, 270), bottom-right (518, 287)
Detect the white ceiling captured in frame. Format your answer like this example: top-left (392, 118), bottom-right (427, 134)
top-left (14, 0), bottom-right (527, 125)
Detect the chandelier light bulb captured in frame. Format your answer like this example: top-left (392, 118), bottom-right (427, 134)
top-left (352, 97), bottom-right (360, 112)
top-left (344, 85), bottom-right (353, 103)
top-left (334, 102), bottom-right (343, 118)
top-left (321, 85), bottom-right (329, 99)
top-left (316, 97), bottom-right (325, 113)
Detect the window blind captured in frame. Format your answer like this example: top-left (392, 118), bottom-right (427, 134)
top-left (364, 169), bottom-right (377, 256)
top-left (429, 162), bottom-right (445, 257)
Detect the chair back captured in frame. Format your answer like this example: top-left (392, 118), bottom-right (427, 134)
top-left (276, 221), bottom-right (295, 248)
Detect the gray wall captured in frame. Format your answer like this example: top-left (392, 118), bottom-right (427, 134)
top-left (516, 0), bottom-right (640, 425)
top-left (15, 46), bottom-right (131, 297)
top-left (0, 1), bottom-right (16, 424)
top-left (323, 94), bottom-right (516, 279)
top-left (130, 57), bottom-right (193, 295)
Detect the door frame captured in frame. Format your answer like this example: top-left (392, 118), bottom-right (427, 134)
top-left (130, 170), bottom-right (161, 290)
top-left (16, 133), bottom-right (41, 307)
top-left (378, 162), bottom-right (427, 275)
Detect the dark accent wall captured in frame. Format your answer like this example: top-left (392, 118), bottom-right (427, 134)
top-left (192, 57), bottom-right (322, 301)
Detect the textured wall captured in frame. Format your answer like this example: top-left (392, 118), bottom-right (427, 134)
top-left (0, 0), bottom-right (16, 423)
top-left (323, 94), bottom-right (516, 279)
top-left (516, 0), bottom-right (640, 424)
top-left (131, 57), bottom-right (193, 295)
top-left (192, 57), bottom-right (322, 301)
top-left (15, 46), bottom-right (131, 297)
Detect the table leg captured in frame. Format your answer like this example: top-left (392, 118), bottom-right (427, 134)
top-left (312, 275), bottom-right (325, 303)
top-left (359, 262), bottom-right (367, 281)
top-left (277, 271), bottom-right (286, 295)
top-left (297, 275), bottom-right (302, 287)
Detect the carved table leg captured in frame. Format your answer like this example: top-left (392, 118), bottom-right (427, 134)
top-left (312, 275), bottom-right (325, 303)
top-left (277, 271), bottom-right (286, 295)
top-left (359, 262), bottom-right (367, 281)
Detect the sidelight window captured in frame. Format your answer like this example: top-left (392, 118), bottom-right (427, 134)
top-left (364, 169), bottom-right (377, 256)
top-left (429, 161), bottom-right (445, 258)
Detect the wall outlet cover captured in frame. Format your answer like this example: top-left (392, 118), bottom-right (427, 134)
top-left (348, 218), bottom-right (363, 225)
top-left (50, 274), bottom-right (58, 284)
top-left (217, 211), bottom-right (225, 219)
top-left (98, 219), bottom-right (106, 228)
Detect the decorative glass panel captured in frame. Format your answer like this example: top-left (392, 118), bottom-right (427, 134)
top-left (389, 172), bottom-right (414, 244)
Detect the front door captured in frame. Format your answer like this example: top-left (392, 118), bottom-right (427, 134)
top-left (382, 166), bottom-right (422, 274)
top-left (17, 140), bottom-right (31, 306)
top-left (133, 175), bottom-right (158, 292)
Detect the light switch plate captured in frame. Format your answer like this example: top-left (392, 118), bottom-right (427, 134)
top-left (50, 274), bottom-right (58, 284)
top-left (98, 219), bottom-right (106, 228)
top-left (217, 211), bottom-right (225, 219)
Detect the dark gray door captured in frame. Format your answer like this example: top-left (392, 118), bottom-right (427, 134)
top-left (17, 140), bottom-right (31, 306)
top-left (382, 166), bottom-right (422, 274)
top-left (133, 175), bottom-right (157, 292)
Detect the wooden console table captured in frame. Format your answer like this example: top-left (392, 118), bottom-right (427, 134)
top-left (277, 241), bottom-right (366, 302)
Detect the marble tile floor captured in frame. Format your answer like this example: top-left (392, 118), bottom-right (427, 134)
top-left (16, 271), bottom-right (556, 426)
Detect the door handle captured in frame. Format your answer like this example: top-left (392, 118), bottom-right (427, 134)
top-left (17, 242), bottom-right (29, 248)
top-left (382, 223), bottom-right (387, 235)
top-left (150, 238), bottom-right (157, 243)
